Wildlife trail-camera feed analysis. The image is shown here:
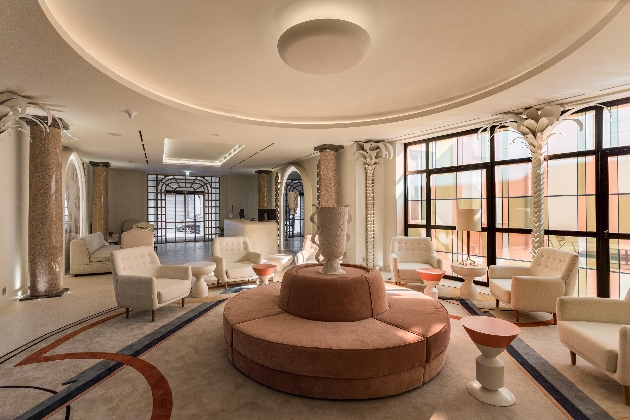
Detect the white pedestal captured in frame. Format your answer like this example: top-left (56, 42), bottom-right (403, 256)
top-left (467, 343), bottom-right (516, 407)
top-left (451, 263), bottom-right (487, 301)
top-left (423, 280), bottom-right (440, 300)
top-left (190, 276), bottom-right (208, 298)
top-left (256, 275), bottom-right (273, 286)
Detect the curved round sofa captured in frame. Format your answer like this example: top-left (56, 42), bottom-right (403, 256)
top-left (223, 263), bottom-right (450, 399)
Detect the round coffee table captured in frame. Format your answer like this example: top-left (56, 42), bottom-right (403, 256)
top-left (416, 268), bottom-right (445, 300)
top-left (252, 264), bottom-right (277, 286)
top-left (451, 263), bottom-right (487, 300)
top-left (266, 254), bottom-right (294, 281)
top-left (460, 316), bottom-right (521, 407)
top-left (185, 261), bottom-right (216, 298)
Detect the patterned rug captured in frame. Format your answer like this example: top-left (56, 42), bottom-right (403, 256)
top-left (1, 283), bottom-right (628, 419)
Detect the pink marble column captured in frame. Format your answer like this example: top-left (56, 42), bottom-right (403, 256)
top-left (26, 118), bottom-right (65, 297)
top-left (90, 162), bottom-right (110, 236)
top-left (314, 144), bottom-right (343, 207)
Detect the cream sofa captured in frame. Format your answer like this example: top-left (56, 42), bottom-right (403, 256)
top-left (70, 232), bottom-right (120, 275)
top-left (390, 236), bottom-right (443, 285)
top-left (489, 247), bottom-right (579, 323)
top-left (111, 246), bottom-right (192, 322)
top-left (557, 290), bottom-right (630, 405)
top-left (212, 236), bottom-right (262, 288)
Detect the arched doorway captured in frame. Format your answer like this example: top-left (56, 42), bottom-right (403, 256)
top-left (284, 170), bottom-right (304, 252)
top-left (64, 153), bottom-right (86, 269)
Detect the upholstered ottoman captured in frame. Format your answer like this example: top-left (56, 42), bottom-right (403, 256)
top-left (223, 264), bottom-right (450, 399)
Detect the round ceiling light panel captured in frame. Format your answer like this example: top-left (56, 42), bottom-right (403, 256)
top-left (278, 19), bottom-right (371, 75)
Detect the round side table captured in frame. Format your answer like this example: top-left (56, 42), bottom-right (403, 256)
top-left (416, 268), bottom-right (445, 300)
top-left (460, 316), bottom-right (521, 407)
top-left (266, 254), bottom-right (294, 281)
top-left (185, 261), bottom-right (216, 298)
top-left (252, 264), bottom-right (277, 286)
top-left (451, 263), bottom-right (487, 300)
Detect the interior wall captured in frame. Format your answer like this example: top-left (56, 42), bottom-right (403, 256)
top-left (0, 123), bottom-right (30, 308)
top-left (219, 174), bottom-right (258, 226)
top-left (108, 169), bottom-right (148, 235)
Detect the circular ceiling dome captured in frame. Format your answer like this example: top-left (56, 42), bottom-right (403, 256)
top-left (277, 19), bottom-right (371, 75)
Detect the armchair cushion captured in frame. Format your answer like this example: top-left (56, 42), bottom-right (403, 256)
top-left (226, 263), bottom-right (257, 280)
top-left (397, 263), bottom-right (434, 281)
top-left (85, 232), bottom-right (107, 254)
top-left (558, 321), bottom-right (621, 373)
top-left (89, 245), bottom-right (121, 262)
top-left (489, 278), bottom-right (512, 305)
top-left (157, 278), bottom-right (191, 304)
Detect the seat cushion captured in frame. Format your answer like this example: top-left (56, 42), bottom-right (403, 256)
top-left (89, 245), bottom-right (121, 262)
top-left (156, 278), bottom-right (190, 304)
top-left (226, 263), bottom-right (256, 279)
top-left (558, 321), bottom-right (621, 373)
top-left (397, 262), bottom-right (433, 281)
top-left (84, 232), bottom-right (107, 254)
top-left (490, 278), bottom-right (512, 305)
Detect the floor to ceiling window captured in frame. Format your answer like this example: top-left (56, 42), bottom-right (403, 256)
top-left (404, 97), bottom-right (630, 298)
top-left (147, 175), bottom-right (220, 243)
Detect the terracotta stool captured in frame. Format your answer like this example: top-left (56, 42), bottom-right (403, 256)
top-left (416, 268), bottom-right (445, 300)
top-left (252, 263), bottom-right (276, 285)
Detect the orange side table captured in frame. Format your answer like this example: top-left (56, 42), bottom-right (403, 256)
top-left (460, 316), bottom-right (521, 407)
top-left (252, 264), bottom-right (276, 286)
top-left (416, 268), bottom-right (445, 300)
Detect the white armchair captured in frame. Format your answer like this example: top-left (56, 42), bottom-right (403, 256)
top-left (557, 290), bottom-right (630, 405)
top-left (212, 236), bottom-right (263, 289)
top-left (111, 246), bottom-right (192, 322)
top-left (295, 235), bottom-right (318, 265)
top-left (390, 236), bottom-right (443, 285)
top-left (489, 247), bottom-right (579, 323)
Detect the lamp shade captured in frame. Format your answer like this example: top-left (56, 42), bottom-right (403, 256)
top-left (456, 209), bottom-right (481, 231)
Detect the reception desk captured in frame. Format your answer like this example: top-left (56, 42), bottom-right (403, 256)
top-left (223, 219), bottom-right (278, 259)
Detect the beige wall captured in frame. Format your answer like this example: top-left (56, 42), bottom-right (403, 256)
top-left (0, 123), bottom-right (30, 308)
top-left (108, 169), bottom-right (148, 235)
top-left (219, 174), bottom-right (259, 226)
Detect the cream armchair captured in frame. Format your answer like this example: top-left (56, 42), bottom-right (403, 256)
top-left (489, 247), bottom-right (579, 323)
top-left (295, 235), bottom-right (318, 265)
top-left (390, 237), bottom-right (443, 285)
top-left (121, 228), bottom-right (155, 249)
top-left (111, 247), bottom-right (192, 322)
top-left (212, 236), bottom-right (263, 288)
top-left (557, 290), bottom-right (630, 405)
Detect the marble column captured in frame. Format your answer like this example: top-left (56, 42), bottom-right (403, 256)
top-left (255, 170), bottom-right (272, 209)
top-left (90, 161), bottom-right (110, 236)
top-left (314, 144), bottom-right (343, 207)
top-left (26, 117), bottom-right (66, 297)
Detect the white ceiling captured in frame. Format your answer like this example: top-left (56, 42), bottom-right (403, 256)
top-left (1, 0), bottom-right (630, 175)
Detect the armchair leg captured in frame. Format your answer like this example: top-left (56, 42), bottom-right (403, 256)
top-left (514, 310), bottom-right (520, 323)
top-left (623, 385), bottom-right (629, 406)
top-left (125, 308), bottom-right (129, 319)
top-left (570, 351), bottom-right (576, 365)
top-left (151, 310), bottom-right (156, 322)
top-left (552, 313), bottom-right (557, 325)
top-left (182, 298), bottom-right (185, 307)
top-left (495, 299), bottom-right (499, 308)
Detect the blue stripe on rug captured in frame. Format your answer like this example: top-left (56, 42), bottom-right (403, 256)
top-left (16, 299), bottom-right (226, 420)
top-left (450, 296), bottom-right (614, 420)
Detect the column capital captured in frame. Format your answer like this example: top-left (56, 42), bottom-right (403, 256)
top-left (255, 170), bottom-right (272, 175)
top-left (89, 161), bottom-right (111, 168)
top-left (24, 115), bottom-right (69, 130)
top-left (314, 144), bottom-right (344, 153)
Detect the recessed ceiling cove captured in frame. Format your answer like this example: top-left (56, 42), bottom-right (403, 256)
top-left (39, 0), bottom-right (624, 128)
top-left (278, 19), bottom-right (370, 75)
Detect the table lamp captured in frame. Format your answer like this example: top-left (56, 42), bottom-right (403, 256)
top-left (456, 208), bottom-right (481, 266)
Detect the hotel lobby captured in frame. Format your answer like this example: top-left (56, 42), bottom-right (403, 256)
top-left (2, 1), bottom-right (630, 419)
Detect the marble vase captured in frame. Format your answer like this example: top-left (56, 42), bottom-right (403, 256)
top-left (310, 205), bottom-right (351, 275)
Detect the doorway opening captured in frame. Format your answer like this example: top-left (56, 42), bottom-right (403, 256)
top-left (284, 169), bottom-right (304, 253)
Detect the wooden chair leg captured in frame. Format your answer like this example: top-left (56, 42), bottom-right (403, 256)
top-left (552, 313), bottom-right (557, 325)
top-left (182, 298), bottom-right (185, 307)
top-left (623, 385), bottom-right (629, 406)
top-left (125, 308), bottom-right (129, 319)
top-left (151, 310), bottom-right (156, 322)
top-left (570, 351), bottom-right (576, 365)
top-left (495, 299), bottom-right (499, 308)
top-left (514, 310), bottom-right (520, 323)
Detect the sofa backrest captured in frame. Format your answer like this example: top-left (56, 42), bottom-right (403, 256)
top-left (531, 247), bottom-right (579, 296)
top-left (122, 219), bottom-right (141, 233)
top-left (121, 229), bottom-right (154, 249)
top-left (390, 236), bottom-right (436, 264)
top-left (133, 222), bottom-right (155, 232)
top-left (213, 236), bottom-right (252, 263)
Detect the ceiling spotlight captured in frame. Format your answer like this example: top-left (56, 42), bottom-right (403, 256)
top-left (108, 133), bottom-right (122, 136)
top-left (124, 110), bottom-right (138, 119)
